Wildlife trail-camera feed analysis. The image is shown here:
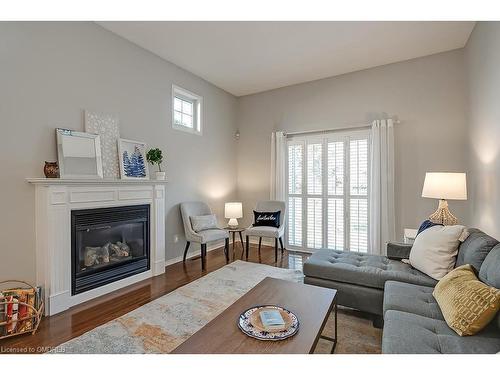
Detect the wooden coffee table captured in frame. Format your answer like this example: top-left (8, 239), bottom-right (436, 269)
top-left (172, 277), bottom-right (337, 354)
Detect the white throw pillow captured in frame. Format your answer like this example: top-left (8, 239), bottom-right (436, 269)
top-left (190, 214), bottom-right (218, 232)
top-left (409, 225), bottom-right (468, 280)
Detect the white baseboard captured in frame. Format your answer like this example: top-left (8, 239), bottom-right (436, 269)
top-left (249, 238), bottom-right (274, 246)
top-left (164, 237), bottom-right (283, 267)
top-left (165, 239), bottom-right (228, 266)
top-left (153, 259), bottom-right (166, 275)
top-left (285, 247), bottom-right (313, 254)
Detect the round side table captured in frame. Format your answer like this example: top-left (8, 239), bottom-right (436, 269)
top-left (225, 227), bottom-right (245, 260)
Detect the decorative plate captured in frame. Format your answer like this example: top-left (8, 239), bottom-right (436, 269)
top-left (237, 305), bottom-right (299, 341)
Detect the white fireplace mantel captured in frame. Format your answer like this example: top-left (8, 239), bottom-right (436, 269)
top-left (26, 178), bottom-right (168, 185)
top-left (27, 178), bottom-right (167, 315)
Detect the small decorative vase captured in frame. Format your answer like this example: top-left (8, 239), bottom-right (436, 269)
top-left (155, 171), bottom-right (166, 180)
top-left (44, 161), bottom-right (60, 178)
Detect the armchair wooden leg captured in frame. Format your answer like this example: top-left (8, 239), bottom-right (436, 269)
top-left (183, 241), bottom-right (191, 262)
top-left (224, 238), bottom-right (230, 263)
top-left (279, 237), bottom-right (285, 255)
top-left (246, 235), bottom-right (249, 259)
top-left (201, 243), bottom-right (207, 271)
top-left (274, 238), bottom-right (278, 262)
top-left (258, 237), bottom-right (262, 255)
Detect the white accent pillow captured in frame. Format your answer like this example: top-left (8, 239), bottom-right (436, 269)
top-left (409, 225), bottom-right (468, 280)
top-left (190, 214), bottom-right (218, 232)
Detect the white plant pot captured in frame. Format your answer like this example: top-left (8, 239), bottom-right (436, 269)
top-left (155, 171), bottom-right (166, 180)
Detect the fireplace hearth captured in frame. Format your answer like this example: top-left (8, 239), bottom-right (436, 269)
top-left (71, 205), bottom-right (150, 295)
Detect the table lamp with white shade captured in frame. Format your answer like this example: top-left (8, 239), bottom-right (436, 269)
top-left (225, 202), bottom-right (243, 228)
top-left (421, 172), bottom-right (467, 225)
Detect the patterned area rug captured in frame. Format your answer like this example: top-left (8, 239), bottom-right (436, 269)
top-left (55, 260), bottom-right (381, 354)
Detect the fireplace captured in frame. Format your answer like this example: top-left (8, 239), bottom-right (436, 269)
top-left (71, 204), bottom-right (150, 295)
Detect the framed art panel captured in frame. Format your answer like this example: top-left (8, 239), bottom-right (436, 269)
top-left (118, 138), bottom-right (149, 180)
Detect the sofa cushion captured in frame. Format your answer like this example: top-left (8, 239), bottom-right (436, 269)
top-left (303, 250), bottom-right (437, 290)
top-left (196, 229), bottom-right (229, 243)
top-left (245, 225), bottom-right (284, 238)
top-left (382, 310), bottom-right (500, 354)
top-left (253, 210), bottom-right (280, 228)
top-left (409, 225), bottom-right (467, 280)
top-left (383, 281), bottom-right (443, 320)
top-left (190, 214), bottom-right (218, 232)
top-left (479, 244), bottom-right (500, 333)
top-left (480, 244), bottom-right (500, 289)
top-left (433, 264), bottom-right (500, 336)
top-left (305, 276), bottom-right (384, 316)
top-left (456, 228), bottom-right (498, 272)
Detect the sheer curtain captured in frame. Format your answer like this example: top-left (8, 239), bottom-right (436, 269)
top-left (369, 119), bottom-right (395, 255)
top-left (270, 131), bottom-right (287, 201)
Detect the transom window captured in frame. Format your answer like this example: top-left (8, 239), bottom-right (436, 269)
top-left (172, 85), bottom-right (202, 135)
top-left (286, 130), bottom-right (370, 253)
top-left (174, 96), bottom-right (194, 129)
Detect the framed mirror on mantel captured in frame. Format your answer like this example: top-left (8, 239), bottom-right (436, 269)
top-left (56, 128), bottom-right (103, 179)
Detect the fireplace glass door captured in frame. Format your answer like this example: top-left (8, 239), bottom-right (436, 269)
top-left (71, 205), bottom-right (150, 295)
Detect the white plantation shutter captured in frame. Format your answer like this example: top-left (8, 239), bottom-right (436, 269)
top-left (350, 139), bottom-right (369, 196)
top-left (306, 141), bottom-right (323, 248)
top-left (327, 141), bottom-right (344, 250)
top-left (327, 142), bottom-right (344, 196)
top-left (288, 197), bottom-right (302, 246)
top-left (350, 198), bottom-right (368, 252)
top-left (327, 198), bottom-right (344, 250)
top-left (286, 130), bottom-right (370, 252)
top-left (287, 142), bottom-right (304, 246)
top-left (307, 197), bottom-right (322, 248)
top-left (307, 143), bottom-right (322, 195)
top-left (288, 144), bottom-right (303, 194)
top-left (349, 138), bottom-right (369, 252)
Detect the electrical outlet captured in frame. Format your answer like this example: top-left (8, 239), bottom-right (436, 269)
top-left (173, 234), bottom-right (179, 243)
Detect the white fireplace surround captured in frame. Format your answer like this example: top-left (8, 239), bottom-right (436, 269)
top-left (27, 178), bottom-right (167, 316)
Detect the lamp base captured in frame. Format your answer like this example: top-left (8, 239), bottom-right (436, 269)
top-left (227, 218), bottom-right (239, 228)
top-left (428, 199), bottom-right (459, 225)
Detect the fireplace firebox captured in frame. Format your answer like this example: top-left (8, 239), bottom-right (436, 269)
top-left (71, 205), bottom-right (150, 295)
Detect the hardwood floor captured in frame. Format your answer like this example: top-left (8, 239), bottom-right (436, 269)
top-left (0, 244), bottom-right (309, 353)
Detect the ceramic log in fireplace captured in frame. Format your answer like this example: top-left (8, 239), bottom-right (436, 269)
top-left (71, 205), bottom-right (150, 295)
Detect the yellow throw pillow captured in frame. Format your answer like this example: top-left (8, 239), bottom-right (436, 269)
top-left (433, 264), bottom-right (500, 336)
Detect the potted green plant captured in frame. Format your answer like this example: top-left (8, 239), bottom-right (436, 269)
top-left (146, 148), bottom-right (165, 180)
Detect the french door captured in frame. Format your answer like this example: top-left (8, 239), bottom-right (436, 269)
top-left (286, 130), bottom-right (370, 252)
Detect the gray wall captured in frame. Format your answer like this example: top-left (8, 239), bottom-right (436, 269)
top-left (465, 22), bottom-right (500, 239)
top-left (0, 22), bottom-right (238, 282)
top-left (236, 49), bottom-right (470, 241)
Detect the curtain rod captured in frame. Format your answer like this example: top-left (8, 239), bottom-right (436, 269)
top-left (285, 119), bottom-right (400, 138)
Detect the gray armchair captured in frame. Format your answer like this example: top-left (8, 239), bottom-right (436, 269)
top-left (180, 201), bottom-right (229, 270)
top-left (244, 200), bottom-right (286, 262)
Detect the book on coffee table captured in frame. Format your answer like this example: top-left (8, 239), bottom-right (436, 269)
top-left (259, 309), bottom-right (285, 330)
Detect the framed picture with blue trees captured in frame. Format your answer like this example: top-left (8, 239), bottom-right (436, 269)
top-left (118, 138), bottom-right (150, 180)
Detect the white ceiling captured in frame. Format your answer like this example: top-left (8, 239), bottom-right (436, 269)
top-left (98, 21), bottom-right (475, 97)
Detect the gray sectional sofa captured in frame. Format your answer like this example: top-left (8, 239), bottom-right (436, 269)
top-left (303, 228), bottom-right (500, 353)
